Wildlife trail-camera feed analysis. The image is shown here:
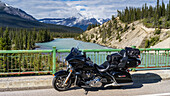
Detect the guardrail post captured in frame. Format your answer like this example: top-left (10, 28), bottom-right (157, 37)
top-left (53, 46), bottom-right (56, 75)
top-left (131, 46), bottom-right (136, 48)
top-left (131, 46), bottom-right (136, 72)
top-left (167, 51), bottom-right (169, 66)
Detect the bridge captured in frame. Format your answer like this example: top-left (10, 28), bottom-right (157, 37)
top-left (0, 46), bottom-right (169, 76)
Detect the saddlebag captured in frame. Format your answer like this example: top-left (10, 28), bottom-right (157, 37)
top-left (111, 70), bottom-right (133, 83)
top-left (125, 58), bottom-right (141, 68)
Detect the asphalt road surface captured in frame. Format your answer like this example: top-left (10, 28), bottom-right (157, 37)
top-left (1, 80), bottom-right (170, 96)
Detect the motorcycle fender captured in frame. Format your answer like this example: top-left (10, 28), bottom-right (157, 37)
top-left (54, 70), bottom-right (75, 84)
top-left (54, 70), bottom-right (68, 77)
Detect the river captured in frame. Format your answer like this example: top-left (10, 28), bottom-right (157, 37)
top-left (35, 38), bottom-right (110, 50)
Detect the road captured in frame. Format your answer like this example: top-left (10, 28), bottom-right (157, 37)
top-left (1, 80), bottom-right (170, 96)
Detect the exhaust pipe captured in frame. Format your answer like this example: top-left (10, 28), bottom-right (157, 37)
top-left (104, 82), bottom-right (133, 87)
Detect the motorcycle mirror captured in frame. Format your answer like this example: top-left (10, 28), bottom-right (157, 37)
top-left (83, 52), bottom-right (86, 57)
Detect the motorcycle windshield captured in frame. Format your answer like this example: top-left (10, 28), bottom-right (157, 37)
top-left (65, 47), bottom-right (82, 61)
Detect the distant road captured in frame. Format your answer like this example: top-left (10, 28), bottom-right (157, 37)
top-left (1, 80), bottom-right (170, 96)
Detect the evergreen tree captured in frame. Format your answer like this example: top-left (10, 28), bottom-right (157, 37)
top-left (14, 36), bottom-right (19, 50)
top-left (157, 0), bottom-right (160, 19)
top-left (87, 24), bottom-right (92, 30)
top-left (148, 6), bottom-right (153, 19)
top-left (91, 24), bottom-right (95, 28)
top-left (168, 1), bottom-right (170, 20)
top-left (0, 28), bottom-right (11, 50)
top-left (117, 10), bottom-right (122, 20)
top-left (0, 27), bottom-right (3, 38)
top-left (24, 29), bottom-right (28, 49)
top-left (162, 0), bottom-right (166, 16)
top-left (112, 15), bottom-right (115, 20)
top-left (95, 23), bottom-right (98, 27)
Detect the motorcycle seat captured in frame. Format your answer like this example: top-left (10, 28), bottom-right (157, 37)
top-left (94, 61), bottom-right (110, 72)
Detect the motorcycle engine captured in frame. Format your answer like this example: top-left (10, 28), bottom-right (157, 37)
top-left (82, 71), bottom-right (94, 80)
top-left (81, 71), bottom-right (102, 87)
top-left (85, 77), bottom-right (102, 87)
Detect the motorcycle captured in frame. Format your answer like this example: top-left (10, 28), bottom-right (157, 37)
top-left (52, 47), bottom-right (141, 91)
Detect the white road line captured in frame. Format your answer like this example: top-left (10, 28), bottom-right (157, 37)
top-left (138, 93), bottom-right (170, 96)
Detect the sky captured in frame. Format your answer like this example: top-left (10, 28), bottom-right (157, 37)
top-left (1, 0), bottom-right (169, 19)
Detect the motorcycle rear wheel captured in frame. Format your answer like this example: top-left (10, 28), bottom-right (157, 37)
top-left (52, 75), bottom-right (72, 91)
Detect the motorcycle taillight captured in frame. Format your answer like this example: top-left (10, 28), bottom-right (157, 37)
top-left (138, 62), bottom-right (141, 65)
top-left (138, 55), bottom-right (141, 58)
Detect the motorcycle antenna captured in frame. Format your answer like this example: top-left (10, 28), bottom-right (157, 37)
top-left (76, 43), bottom-right (80, 49)
top-left (76, 42), bottom-right (83, 50)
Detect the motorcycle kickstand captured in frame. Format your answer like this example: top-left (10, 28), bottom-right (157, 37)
top-left (84, 88), bottom-right (89, 95)
top-left (84, 90), bottom-right (88, 95)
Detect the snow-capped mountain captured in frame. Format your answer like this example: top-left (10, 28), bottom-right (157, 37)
top-left (0, 1), bottom-right (36, 21)
top-left (0, 1), bottom-right (83, 33)
top-left (39, 17), bottom-right (110, 31)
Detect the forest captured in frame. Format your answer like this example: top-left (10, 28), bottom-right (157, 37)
top-left (0, 27), bottom-right (80, 50)
top-left (0, 27), bottom-right (54, 50)
top-left (117, 0), bottom-right (170, 28)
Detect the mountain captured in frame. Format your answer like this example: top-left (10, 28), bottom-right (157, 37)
top-left (76, 18), bottom-right (170, 48)
top-left (38, 17), bottom-right (110, 31)
top-left (0, 1), bottom-right (36, 21)
top-left (0, 1), bottom-right (83, 33)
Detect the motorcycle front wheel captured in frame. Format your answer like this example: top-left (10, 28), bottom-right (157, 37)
top-left (52, 75), bottom-right (72, 91)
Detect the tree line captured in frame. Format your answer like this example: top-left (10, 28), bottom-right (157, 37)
top-left (117, 0), bottom-right (170, 28)
top-left (0, 27), bottom-right (82, 50)
top-left (0, 27), bottom-right (53, 50)
top-left (51, 32), bottom-right (80, 38)
top-left (86, 23), bottom-right (100, 31)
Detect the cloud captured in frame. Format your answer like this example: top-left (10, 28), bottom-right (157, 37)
top-left (66, 0), bottom-right (169, 18)
top-left (1, 0), bottom-right (80, 19)
top-left (1, 0), bottom-right (169, 19)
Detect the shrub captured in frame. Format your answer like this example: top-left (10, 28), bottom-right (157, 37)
top-left (91, 34), bottom-right (95, 39)
top-left (145, 39), bottom-right (150, 48)
top-left (123, 24), bottom-right (129, 32)
top-left (132, 23), bottom-right (135, 30)
top-left (154, 28), bottom-right (161, 35)
top-left (145, 36), bottom-right (160, 48)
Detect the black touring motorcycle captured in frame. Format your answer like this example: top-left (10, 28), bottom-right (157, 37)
top-left (52, 47), bottom-right (141, 91)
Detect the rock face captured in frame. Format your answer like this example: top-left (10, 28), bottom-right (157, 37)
top-left (77, 18), bottom-right (170, 48)
top-left (0, 1), bottom-right (36, 21)
top-left (152, 38), bottom-right (170, 48)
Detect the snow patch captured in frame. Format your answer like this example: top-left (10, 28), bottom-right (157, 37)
top-left (4, 3), bottom-right (9, 6)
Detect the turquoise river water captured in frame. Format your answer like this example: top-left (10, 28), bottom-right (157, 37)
top-left (35, 38), bottom-right (110, 50)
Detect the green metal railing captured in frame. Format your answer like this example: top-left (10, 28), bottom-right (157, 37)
top-left (0, 47), bottom-right (57, 75)
top-left (57, 48), bottom-right (170, 70)
top-left (0, 47), bottom-right (170, 76)
top-left (138, 48), bottom-right (170, 70)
